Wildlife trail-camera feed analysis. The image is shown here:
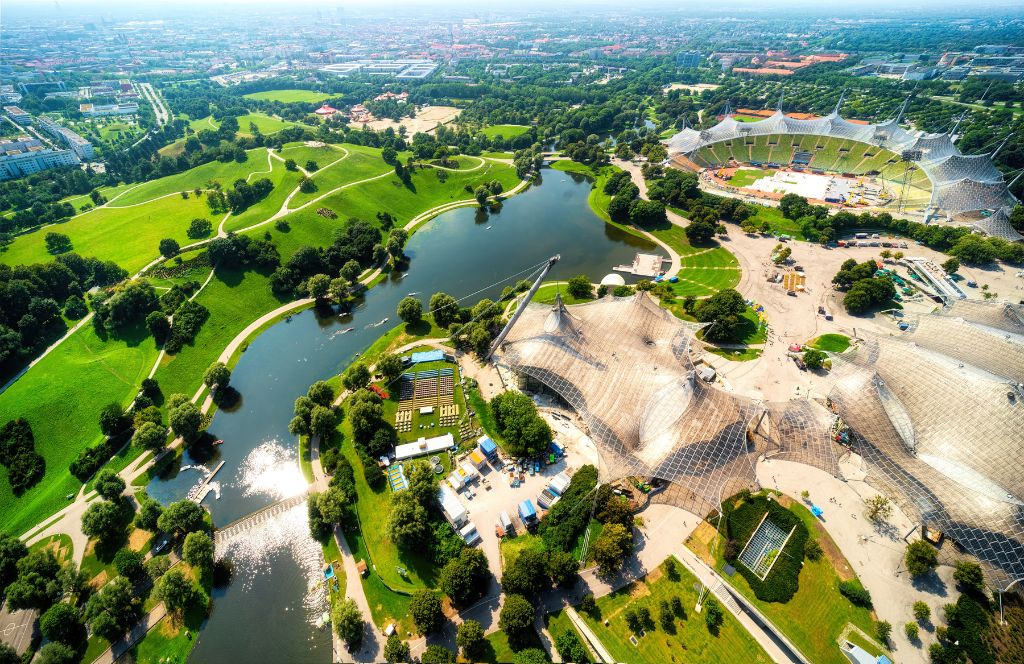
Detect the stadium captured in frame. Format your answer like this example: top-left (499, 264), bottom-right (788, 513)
top-left (492, 293), bottom-right (1024, 590)
top-left (665, 97), bottom-right (1022, 241)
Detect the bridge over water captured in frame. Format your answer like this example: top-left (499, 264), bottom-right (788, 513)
top-left (213, 493), bottom-right (309, 551)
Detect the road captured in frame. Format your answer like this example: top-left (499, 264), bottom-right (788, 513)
top-left (139, 82), bottom-right (170, 127)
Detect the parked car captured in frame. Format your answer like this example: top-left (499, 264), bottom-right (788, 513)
top-left (787, 290), bottom-right (797, 297)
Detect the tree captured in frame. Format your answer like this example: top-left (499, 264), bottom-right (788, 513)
top-left (187, 218), bottom-right (212, 239)
top-left (342, 363), bottom-right (370, 392)
top-left (45, 233), bottom-right (72, 254)
top-left (0, 532), bottom-right (28, 594)
top-left (474, 185), bottom-right (489, 207)
top-left (113, 548), bottom-right (143, 579)
top-left (388, 492), bottom-right (430, 549)
top-left (36, 643), bottom-right (77, 664)
top-left (953, 560), bottom-right (985, 594)
top-left (284, 158), bottom-right (298, 171)
top-left (333, 597), bottom-right (364, 648)
top-left (804, 538), bottom-right (824, 561)
top-left (547, 549), bottom-right (580, 587)
top-left (156, 568), bottom-right (206, 616)
top-left (439, 547), bottom-right (490, 606)
top-left (941, 258), bottom-right (960, 274)
top-left (135, 498), bottom-right (164, 531)
top-left (383, 633), bottom-right (411, 663)
top-left (905, 540), bottom-right (938, 577)
top-left (490, 391), bottom-right (552, 458)
top-left (309, 405), bottom-right (336, 439)
top-left (147, 311), bottom-right (171, 344)
top-left (694, 289), bottom-right (746, 343)
top-left (913, 600), bottom-right (931, 622)
top-left (905, 621), bottom-right (919, 640)
top-left (299, 177), bottom-right (316, 193)
top-left (502, 548), bottom-right (550, 597)
top-left (307, 273), bottom-right (331, 300)
top-left (864, 495), bottom-right (892, 523)
top-left (555, 628), bottom-right (591, 662)
top-left (98, 402), bottom-right (130, 437)
top-left (591, 522), bottom-right (632, 576)
top-left (409, 589), bottom-right (444, 634)
top-left (685, 220), bottom-right (716, 244)
top-left (704, 596), bottom-right (723, 634)
top-left (429, 292), bottom-right (459, 328)
top-left (803, 348), bottom-right (827, 370)
top-left (876, 620), bottom-right (892, 644)
top-left (94, 468), bottom-right (125, 501)
top-left (376, 353), bottom-right (404, 383)
top-left (203, 362), bottom-right (231, 390)
top-left (456, 619), bottom-right (485, 660)
top-left (81, 500), bottom-right (125, 543)
top-left (169, 400), bottom-right (202, 442)
top-left (132, 421), bottom-right (167, 452)
top-left (39, 602), bottom-right (85, 647)
top-left (512, 649), bottom-right (548, 664)
top-left (159, 238), bottom-right (180, 258)
top-left (183, 531), bottom-right (214, 571)
top-left (566, 275), bottom-right (593, 300)
top-left (85, 576), bottom-right (138, 640)
top-left (579, 594), bottom-right (598, 618)
top-left (421, 645), bottom-right (455, 664)
top-left (397, 296), bottom-right (422, 324)
top-left (158, 499), bottom-right (206, 536)
top-left (499, 594), bottom-right (536, 650)
top-left (340, 259), bottom-right (362, 285)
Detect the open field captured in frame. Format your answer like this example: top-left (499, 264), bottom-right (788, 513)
top-left (807, 333), bottom-right (851, 353)
top-left (243, 89), bottom-right (330, 104)
top-left (0, 321), bottom-right (158, 535)
top-left (188, 112), bottom-right (298, 136)
top-left (1, 194), bottom-right (213, 273)
top-left (730, 168), bottom-right (775, 188)
top-left (113, 149), bottom-right (272, 205)
top-left (283, 144), bottom-right (389, 209)
top-left (481, 124), bottom-right (531, 139)
top-left (576, 558), bottom-right (772, 664)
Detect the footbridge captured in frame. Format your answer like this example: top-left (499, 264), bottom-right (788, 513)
top-left (213, 493), bottom-right (308, 551)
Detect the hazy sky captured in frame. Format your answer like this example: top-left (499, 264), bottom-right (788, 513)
top-left (4, 0), bottom-right (1022, 11)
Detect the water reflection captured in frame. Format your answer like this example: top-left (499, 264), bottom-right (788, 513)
top-left (235, 439), bottom-right (307, 502)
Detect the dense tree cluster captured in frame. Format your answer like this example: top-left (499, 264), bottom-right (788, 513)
top-left (832, 258), bottom-right (896, 314)
top-left (269, 218), bottom-right (380, 297)
top-left (693, 289), bottom-right (748, 343)
top-left (0, 419), bottom-right (44, 495)
top-left (489, 391), bottom-right (552, 458)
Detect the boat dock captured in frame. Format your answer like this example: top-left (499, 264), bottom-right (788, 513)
top-left (613, 252), bottom-right (670, 277)
top-left (187, 460), bottom-right (225, 503)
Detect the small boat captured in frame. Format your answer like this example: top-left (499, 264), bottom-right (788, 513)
top-left (343, 327), bottom-right (354, 333)
top-left (407, 292), bottom-right (419, 296)
top-left (213, 439), bottom-right (224, 446)
top-left (485, 226), bottom-right (492, 230)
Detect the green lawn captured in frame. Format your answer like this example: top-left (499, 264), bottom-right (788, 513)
top-left (113, 149), bottom-right (271, 206)
top-left (747, 205), bottom-right (806, 240)
top-left (284, 144), bottom-right (390, 209)
top-left (545, 609), bottom-right (589, 660)
top-left (576, 557), bottom-right (772, 664)
top-left (807, 334), bottom-right (851, 353)
top-left (481, 124), bottom-right (531, 139)
top-left (188, 113), bottom-right (298, 137)
top-left (220, 156), bottom-right (303, 233)
top-left (243, 89), bottom-right (331, 104)
top-left (729, 168), bottom-right (774, 188)
top-left (645, 224), bottom-right (742, 300)
top-left (692, 496), bottom-right (877, 664)
top-left (0, 321), bottom-right (158, 535)
top-left (1, 194), bottom-right (212, 273)
top-left (533, 282), bottom-right (596, 305)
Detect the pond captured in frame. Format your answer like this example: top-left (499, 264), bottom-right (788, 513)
top-left (148, 166), bottom-right (657, 662)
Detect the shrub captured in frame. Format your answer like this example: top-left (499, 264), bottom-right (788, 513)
top-left (905, 540), bottom-right (938, 577)
top-left (838, 579), bottom-right (873, 608)
top-left (704, 597), bottom-right (723, 634)
top-left (905, 621), bottom-right (919, 640)
top-left (876, 620), bottom-right (892, 644)
top-left (913, 600), bottom-right (931, 622)
top-left (804, 538), bottom-right (823, 561)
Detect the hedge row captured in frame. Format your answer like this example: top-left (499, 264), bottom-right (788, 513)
top-left (723, 494), bottom-right (808, 603)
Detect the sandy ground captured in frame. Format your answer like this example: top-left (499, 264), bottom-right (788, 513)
top-left (361, 105), bottom-right (460, 134)
top-left (664, 83), bottom-right (721, 94)
top-left (698, 229), bottom-right (1024, 399)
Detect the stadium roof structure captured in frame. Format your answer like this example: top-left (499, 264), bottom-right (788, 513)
top-left (827, 303), bottom-right (1024, 589)
top-left (493, 293), bottom-right (1024, 588)
top-left (665, 99), bottom-right (1018, 220)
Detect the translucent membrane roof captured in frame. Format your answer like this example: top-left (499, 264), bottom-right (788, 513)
top-left (495, 294), bottom-right (1024, 588)
top-left (665, 108), bottom-right (1017, 219)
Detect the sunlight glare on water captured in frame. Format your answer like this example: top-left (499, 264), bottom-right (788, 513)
top-left (235, 439), bottom-right (307, 501)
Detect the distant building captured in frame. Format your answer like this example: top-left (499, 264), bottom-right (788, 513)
top-left (3, 106), bottom-right (31, 125)
top-left (79, 102), bottom-right (139, 117)
top-left (0, 138), bottom-right (80, 181)
top-left (676, 51), bottom-right (701, 68)
top-left (36, 116), bottom-right (95, 160)
top-left (314, 103), bottom-right (340, 118)
top-left (320, 59), bottom-right (437, 80)
top-left (0, 85), bottom-right (22, 104)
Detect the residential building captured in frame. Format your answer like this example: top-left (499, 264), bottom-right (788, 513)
top-left (0, 138), bottom-right (80, 181)
top-left (675, 51), bottom-right (701, 68)
top-left (79, 102), bottom-right (140, 117)
top-left (3, 106), bottom-right (31, 125)
top-left (37, 116), bottom-right (95, 160)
